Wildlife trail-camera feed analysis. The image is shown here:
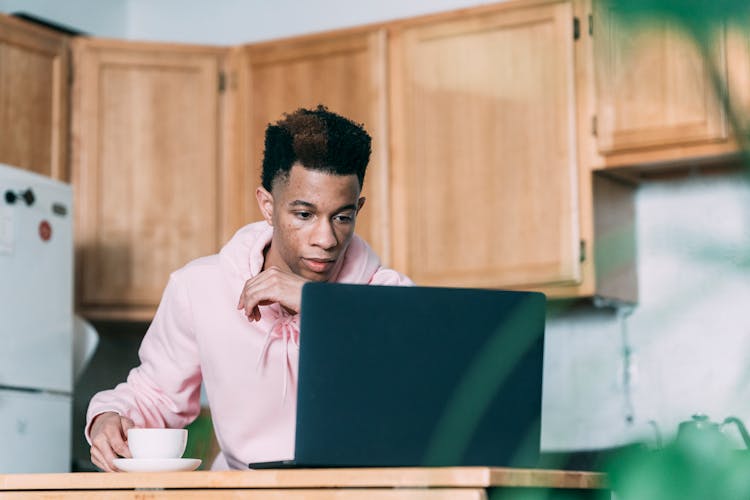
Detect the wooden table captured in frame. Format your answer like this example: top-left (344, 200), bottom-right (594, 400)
top-left (0, 467), bottom-right (607, 499)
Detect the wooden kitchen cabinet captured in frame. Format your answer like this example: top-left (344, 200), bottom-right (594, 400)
top-left (236, 28), bottom-right (390, 260)
top-left (67, 0), bottom-right (642, 320)
top-left (71, 39), bottom-right (231, 320)
top-left (0, 14), bottom-right (69, 180)
top-left (389, 0), bottom-right (585, 290)
top-left (592, 4), bottom-right (738, 167)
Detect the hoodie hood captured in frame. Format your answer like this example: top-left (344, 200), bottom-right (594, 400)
top-left (217, 221), bottom-right (387, 401)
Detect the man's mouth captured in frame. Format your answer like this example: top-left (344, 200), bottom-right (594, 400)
top-left (303, 257), bottom-right (336, 273)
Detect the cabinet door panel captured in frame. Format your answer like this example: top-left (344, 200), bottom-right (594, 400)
top-left (595, 10), bottom-right (727, 153)
top-left (726, 24), bottom-right (750, 136)
top-left (391, 2), bottom-right (580, 287)
top-left (0, 15), bottom-right (68, 180)
top-left (73, 41), bottom-right (224, 317)
top-left (243, 31), bottom-right (389, 260)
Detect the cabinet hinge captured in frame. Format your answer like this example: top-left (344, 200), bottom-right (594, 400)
top-left (218, 71), bottom-right (226, 93)
top-left (580, 240), bottom-right (586, 263)
top-left (573, 17), bottom-right (581, 40)
top-left (591, 115), bottom-right (598, 136)
top-left (588, 14), bottom-right (593, 36)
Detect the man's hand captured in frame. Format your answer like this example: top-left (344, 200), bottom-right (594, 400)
top-left (237, 266), bottom-right (307, 321)
top-left (89, 412), bottom-right (135, 472)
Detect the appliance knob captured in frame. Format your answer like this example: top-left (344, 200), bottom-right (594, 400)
top-left (21, 189), bottom-right (35, 206)
top-left (4, 189), bottom-right (35, 206)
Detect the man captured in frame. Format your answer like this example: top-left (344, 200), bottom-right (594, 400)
top-left (86, 106), bottom-right (413, 471)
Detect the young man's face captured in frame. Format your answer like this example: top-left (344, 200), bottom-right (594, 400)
top-left (257, 163), bottom-right (365, 282)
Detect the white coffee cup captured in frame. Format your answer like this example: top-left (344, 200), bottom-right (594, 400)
top-left (127, 428), bottom-right (188, 459)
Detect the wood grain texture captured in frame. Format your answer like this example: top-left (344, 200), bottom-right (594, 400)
top-left (726, 23), bottom-right (750, 136)
top-left (0, 14), bottom-right (69, 180)
top-left (0, 490), bottom-right (487, 500)
top-left (0, 467), bottom-right (605, 490)
top-left (71, 38), bottom-right (227, 319)
top-left (241, 28), bottom-right (390, 262)
top-left (389, 1), bottom-right (581, 288)
top-left (594, 5), bottom-right (728, 155)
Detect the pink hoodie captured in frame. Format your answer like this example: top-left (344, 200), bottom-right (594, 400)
top-left (86, 221), bottom-right (413, 470)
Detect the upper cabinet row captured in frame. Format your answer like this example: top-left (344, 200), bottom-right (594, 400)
top-left (1, 0), bottom-right (743, 319)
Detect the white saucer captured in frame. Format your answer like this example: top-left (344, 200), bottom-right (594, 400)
top-left (113, 458), bottom-right (201, 472)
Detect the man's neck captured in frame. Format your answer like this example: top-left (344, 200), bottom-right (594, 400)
top-left (261, 242), bottom-right (286, 272)
top-left (261, 241), bottom-right (292, 274)
top-left (261, 242), bottom-right (273, 272)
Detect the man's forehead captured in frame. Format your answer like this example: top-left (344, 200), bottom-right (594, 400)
top-left (286, 198), bottom-right (359, 212)
top-left (273, 166), bottom-right (360, 195)
top-left (280, 164), bottom-right (357, 182)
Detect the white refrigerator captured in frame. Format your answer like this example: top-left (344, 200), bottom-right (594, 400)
top-left (0, 163), bottom-right (73, 473)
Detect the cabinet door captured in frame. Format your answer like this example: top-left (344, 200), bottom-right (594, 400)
top-left (240, 30), bottom-right (389, 260)
top-left (390, 2), bottom-right (581, 287)
top-left (72, 40), bottom-right (226, 320)
top-left (726, 24), bottom-right (750, 137)
top-left (594, 7), bottom-right (728, 154)
top-left (0, 14), bottom-right (69, 180)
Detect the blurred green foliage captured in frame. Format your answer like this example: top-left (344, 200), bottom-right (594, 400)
top-left (608, 434), bottom-right (750, 499)
top-left (184, 409), bottom-right (217, 470)
top-left (599, 0), bottom-right (750, 35)
top-left (594, 1), bottom-right (750, 497)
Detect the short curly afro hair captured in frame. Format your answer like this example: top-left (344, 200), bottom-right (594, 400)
top-left (261, 105), bottom-right (372, 191)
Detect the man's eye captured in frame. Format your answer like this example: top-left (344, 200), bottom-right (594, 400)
top-left (334, 214), bottom-right (354, 224)
top-left (295, 212), bottom-right (312, 220)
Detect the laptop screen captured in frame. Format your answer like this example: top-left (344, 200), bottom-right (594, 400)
top-left (290, 283), bottom-right (546, 468)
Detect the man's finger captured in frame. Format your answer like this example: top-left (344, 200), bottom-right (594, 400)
top-left (96, 432), bottom-right (120, 469)
top-left (243, 278), bottom-right (279, 314)
top-left (107, 426), bottom-right (132, 459)
top-left (100, 443), bottom-right (118, 471)
top-left (91, 446), bottom-right (112, 472)
top-left (112, 438), bottom-right (132, 459)
top-left (243, 290), bottom-right (263, 319)
top-left (90, 446), bottom-right (103, 471)
top-left (121, 417), bottom-right (135, 432)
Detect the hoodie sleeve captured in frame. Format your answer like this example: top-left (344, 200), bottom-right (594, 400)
top-left (85, 272), bottom-right (202, 443)
top-left (368, 266), bottom-right (415, 286)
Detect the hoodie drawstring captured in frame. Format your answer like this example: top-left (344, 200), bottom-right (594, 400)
top-left (256, 311), bottom-right (299, 402)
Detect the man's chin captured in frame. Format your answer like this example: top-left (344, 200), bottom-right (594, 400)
top-left (307, 274), bottom-right (330, 282)
top-left (298, 269), bottom-right (334, 282)
top-left (298, 258), bottom-right (340, 282)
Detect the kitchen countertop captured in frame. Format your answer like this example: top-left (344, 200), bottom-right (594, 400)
top-left (0, 467), bottom-right (607, 499)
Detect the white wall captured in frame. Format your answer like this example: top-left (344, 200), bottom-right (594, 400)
top-left (0, 0), bottom-right (128, 37)
top-left (542, 172), bottom-right (750, 451)
top-left (2, 0), bottom-right (500, 45)
top-left (126, 0), bottom-right (497, 45)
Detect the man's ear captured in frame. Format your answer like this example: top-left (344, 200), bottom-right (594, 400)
top-left (256, 186), bottom-right (274, 226)
top-left (356, 196), bottom-right (366, 214)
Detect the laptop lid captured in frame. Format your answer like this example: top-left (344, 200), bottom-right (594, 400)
top-left (284, 283), bottom-right (546, 468)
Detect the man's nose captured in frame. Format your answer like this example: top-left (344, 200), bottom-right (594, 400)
top-left (311, 219), bottom-right (337, 249)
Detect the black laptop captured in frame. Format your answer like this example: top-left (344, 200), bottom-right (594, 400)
top-left (248, 283), bottom-right (546, 469)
